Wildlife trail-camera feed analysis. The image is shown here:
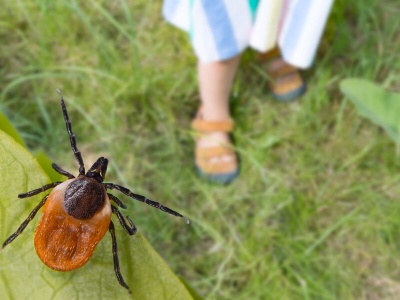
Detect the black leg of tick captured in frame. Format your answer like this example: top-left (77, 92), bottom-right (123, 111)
top-left (107, 193), bottom-right (127, 209)
top-left (57, 89), bottom-right (85, 176)
top-left (111, 205), bottom-right (137, 235)
top-left (109, 221), bottom-right (131, 293)
top-left (105, 183), bottom-right (190, 224)
top-left (52, 163), bottom-right (75, 179)
top-left (18, 182), bottom-right (62, 198)
top-left (2, 195), bottom-right (48, 249)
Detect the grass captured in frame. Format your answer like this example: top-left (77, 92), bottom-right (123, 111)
top-left (1, 0), bottom-right (400, 299)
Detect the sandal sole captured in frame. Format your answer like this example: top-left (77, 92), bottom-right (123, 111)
top-left (195, 165), bottom-right (239, 185)
top-left (272, 83), bottom-right (307, 102)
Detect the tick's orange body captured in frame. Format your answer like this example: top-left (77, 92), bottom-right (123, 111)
top-left (34, 179), bottom-right (111, 271)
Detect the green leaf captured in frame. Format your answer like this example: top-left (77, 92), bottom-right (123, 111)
top-left (0, 111), bottom-right (63, 182)
top-left (0, 130), bottom-right (194, 299)
top-left (179, 276), bottom-right (204, 300)
top-left (0, 111), bottom-right (26, 148)
top-left (340, 78), bottom-right (400, 143)
top-left (35, 150), bottom-right (63, 182)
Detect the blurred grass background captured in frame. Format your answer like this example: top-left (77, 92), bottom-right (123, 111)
top-left (1, 0), bottom-right (400, 299)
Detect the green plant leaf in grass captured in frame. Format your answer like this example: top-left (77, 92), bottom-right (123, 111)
top-left (178, 276), bottom-right (204, 300)
top-left (0, 111), bottom-right (26, 148)
top-left (0, 111), bottom-right (62, 182)
top-left (340, 78), bottom-right (400, 143)
top-left (0, 130), bottom-right (194, 300)
top-left (34, 150), bottom-right (63, 183)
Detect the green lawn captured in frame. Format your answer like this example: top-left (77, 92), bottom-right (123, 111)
top-left (1, 1), bottom-right (400, 299)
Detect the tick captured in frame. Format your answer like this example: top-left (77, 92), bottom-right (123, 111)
top-left (2, 90), bottom-right (189, 293)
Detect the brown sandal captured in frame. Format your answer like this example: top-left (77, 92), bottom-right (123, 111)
top-left (191, 109), bottom-right (239, 184)
top-left (265, 57), bottom-right (306, 101)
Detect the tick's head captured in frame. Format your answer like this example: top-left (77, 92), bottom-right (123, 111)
top-left (86, 157), bottom-right (108, 182)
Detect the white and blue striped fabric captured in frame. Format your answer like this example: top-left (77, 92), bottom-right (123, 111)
top-left (279, 0), bottom-right (334, 68)
top-left (163, 0), bottom-right (334, 68)
top-left (163, 0), bottom-right (259, 63)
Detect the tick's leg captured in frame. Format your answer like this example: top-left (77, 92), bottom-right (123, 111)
top-left (2, 195), bottom-right (48, 249)
top-left (52, 162), bottom-right (75, 179)
top-left (107, 193), bottom-right (127, 209)
top-left (57, 89), bottom-right (85, 176)
top-left (18, 182), bottom-right (62, 198)
top-left (111, 205), bottom-right (137, 235)
top-left (105, 183), bottom-right (190, 224)
top-left (109, 221), bottom-right (131, 293)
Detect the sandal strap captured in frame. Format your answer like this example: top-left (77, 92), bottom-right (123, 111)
top-left (195, 145), bottom-right (237, 174)
top-left (192, 118), bottom-right (234, 133)
top-left (196, 145), bottom-right (235, 159)
top-left (266, 58), bottom-right (298, 79)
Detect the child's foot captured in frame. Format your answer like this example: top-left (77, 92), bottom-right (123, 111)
top-left (192, 109), bottom-right (239, 184)
top-left (265, 57), bottom-right (306, 102)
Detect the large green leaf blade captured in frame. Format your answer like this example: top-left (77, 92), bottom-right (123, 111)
top-left (340, 78), bottom-right (400, 143)
top-left (0, 130), bottom-right (193, 300)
